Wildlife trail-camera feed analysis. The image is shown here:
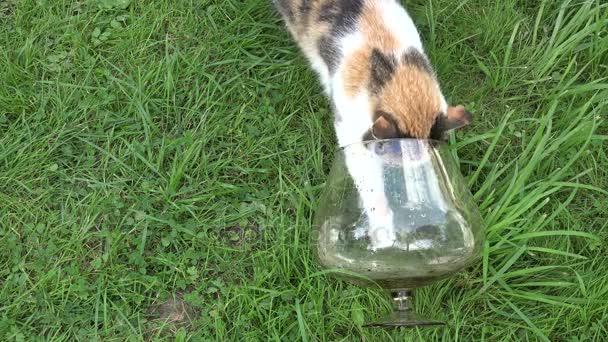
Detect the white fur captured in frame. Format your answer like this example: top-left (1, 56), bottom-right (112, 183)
top-left (332, 31), bottom-right (369, 147)
top-left (309, 53), bottom-right (332, 94)
top-left (299, 43), bottom-right (332, 94)
top-left (380, 0), bottom-right (424, 52)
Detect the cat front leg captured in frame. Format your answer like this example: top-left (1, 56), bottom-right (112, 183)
top-left (342, 143), bottom-right (396, 250)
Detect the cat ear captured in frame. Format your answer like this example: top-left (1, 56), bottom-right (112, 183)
top-left (430, 106), bottom-right (473, 140)
top-left (371, 113), bottom-right (399, 139)
top-left (370, 49), bottom-right (396, 90)
top-left (445, 105), bottom-right (473, 130)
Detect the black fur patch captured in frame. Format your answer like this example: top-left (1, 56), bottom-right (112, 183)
top-left (273, 0), bottom-right (294, 21)
top-left (319, 0), bottom-right (364, 33)
top-left (335, 0), bottom-right (365, 32)
top-left (299, 0), bottom-right (312, 21)
top-left (318, 1), bottom-right (340, 23)
top-left (429, 114), bottom-right (446, 140)
top-left (318, 36), bottom-right (339, 72)
top-left (370, 49), bottom-right (397, 93)
top-left (317, 0), bottom-right (364, 74)
top-left (402, 48), bottom-right (433, 74)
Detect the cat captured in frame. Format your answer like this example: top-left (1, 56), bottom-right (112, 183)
top-left (273, 0), bottom-right (473, 248)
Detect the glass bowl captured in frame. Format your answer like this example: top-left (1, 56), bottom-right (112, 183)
top-left (312, 139), bottom-right (485, 327)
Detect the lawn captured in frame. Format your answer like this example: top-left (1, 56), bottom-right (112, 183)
top-left (0, 0), bottom-right (607, 340)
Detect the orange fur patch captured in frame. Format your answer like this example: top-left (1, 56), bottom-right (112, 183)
top-left (360, 2), bottom-right (399, 50)
top-left (343, 3), bottom-right (399, 97)
top-left (343, 49), bottom-right (370, 96)
top-left (379, 65), bottom-right (441, 138)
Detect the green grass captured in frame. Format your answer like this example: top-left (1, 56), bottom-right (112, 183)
top-left (1, 0), bottom-right (607, 340)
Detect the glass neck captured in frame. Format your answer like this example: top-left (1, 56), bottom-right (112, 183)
top-left (392, 289), bottom-right (414, 312)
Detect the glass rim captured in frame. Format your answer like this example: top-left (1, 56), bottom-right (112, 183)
top-left (338, 138), bottom-right (447, 151)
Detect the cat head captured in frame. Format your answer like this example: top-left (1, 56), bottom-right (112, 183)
top-left (364, 48), bottom-right (472, 142)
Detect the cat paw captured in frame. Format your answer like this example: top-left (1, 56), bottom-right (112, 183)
top-left (367, 209), bottom-right (396, 250)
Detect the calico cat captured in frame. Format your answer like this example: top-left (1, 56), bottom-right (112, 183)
top-left (273, 0), bottom-right (473, 248)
